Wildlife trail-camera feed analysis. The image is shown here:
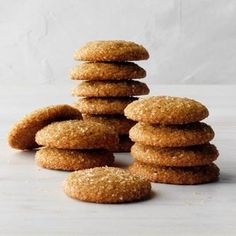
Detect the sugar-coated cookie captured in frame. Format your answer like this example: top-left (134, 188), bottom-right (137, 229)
top-left (75, 97), bottom-right (137, 115)
top-left (35, 147), bottom-right (114, 171)
top-left (74, 40), bottom-right (149, 62)
top-left (70, 62), bottom-right (146, 80)
top-left (64, 167), bottom-right (151, 203)
top-left (131, 143), bottom-right (219, 167)
top-left (111, 135), bottom-right (134, 152)
top-left (129, 161), bottom-right (219, 185)
top-left (35, 120), bottom-right (118, 149)
top-left (124, 96), bottom-right (209, 125)
top-left (72, 80), bottom-right (149, 97)
top-left (129, 122), bottom-right (214, 147)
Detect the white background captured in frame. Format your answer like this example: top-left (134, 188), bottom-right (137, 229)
top-left (1, 0), bottom-right (236, 85)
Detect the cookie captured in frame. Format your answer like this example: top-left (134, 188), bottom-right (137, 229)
top-left (131, 143), bottom-right (219, 167)
top-left (75, 97), bottom-right (137, 115)
top-left (74, 40), bottom-right (149, 62)
top-left (64, 167), bottom-right (151, 203)
top-left (70, 62), bottom-right (146, 80)
top-left (82, 114), bottom-right (135, 134)
top-left (35, 147), bottom-right (114, 171)
top-left (72, 80), bottom-right (149, 97)
top-left (129, 122), bottom-right (214, 147)
top-left (111, 135), bottom-right (134, 152)
top-left (35, 120), bottom-right (118, 149)
top-left (129, 161), bottom-right (219, 185)
top-left (8, 105), bottom-right (82, 150)
top-left (124, 96), bottom-right (209, 125)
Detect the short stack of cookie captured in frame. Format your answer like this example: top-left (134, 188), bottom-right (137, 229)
top-left (8, 105), bottom-right (118, 171)
top-left (125, 96), bottom-right (220, 185)
top-left (70, 40), bottom-right (150, 152)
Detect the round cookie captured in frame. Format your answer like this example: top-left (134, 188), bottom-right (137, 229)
top-left (75, 97), bottom-right (137, 115)
top-left (129, 122), bottom-right (214, 147)
top-left (35, 120), bottom-right (118, 149)
top-left (131, 143), bottom-right (219, 167)
top-left (35, 147), bottom-right (114, 171)
top-left (8, 105), bottom-right (82, 150)
top-left (74, 40), bottom-right (149, 62)
top-left (64, 167), bottom-right (151, 203)
top-left (82, 114), bottom-right (135, 134)
top-left (111, 135), bottom-right (134, 152)
top-left (129, 161), bottom-right (220, 185)
top-left (72, 81), bottom-right (149, 97)
top-left (70, 62), bottom-right (146, 80)
top-left (124, 96), bottom-right (209, 125)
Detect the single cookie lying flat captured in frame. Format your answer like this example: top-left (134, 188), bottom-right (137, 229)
top-left (64, 167), bottom-right (151, 203)
top-left (129, 161), bottom-right (219, 185)
top-left (131, 143), bottom-right (219, 167)
top-left (111, 135), bottom-right (134, 152)
top-left (74, 40), bottom-right (149, 62)
top-left (8, 105), bottom-right (82, 150)
top-left (35, 120), bottom-right (118, 149)
top-left (70, 62), bottom-right (146, 80)
top-left (35, 147), bottom-right (114, 171)
top-left (124, 96), bottom-right (209, 125)
top-left (75, 97), bottom-right (137, 115)
top-left (82, 114), bottom-right (135, 134)
top-left (129, 122), bottom-right (214, 147)
top-left (72, 80), bottom-right (149, 97)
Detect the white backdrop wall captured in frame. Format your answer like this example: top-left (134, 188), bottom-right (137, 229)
top-left (0, 0), bottom-right (236, 85)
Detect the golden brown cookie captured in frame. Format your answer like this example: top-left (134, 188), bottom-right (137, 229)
top-left (35, 120), bottom-right (118, 149)
top-left (70, 62), bottom-right (146, 80)
top-left (129, 122), bottom-right (214, 147)
top-left (131, 143), bottom-right (219, 167)
top-left (35, 147), bottom-right (114, 171)
top-left (75, 97), bottom-right (137, 115)
top-left (111, 135), bottom-right (134, 152)
top-left (64, 167), bottom-right (151, 203)
top-left (8, 105), bottom-right (82, 150)
top-left (74, 40), bottom-right (149, 62)
top-left (124, 96), bottom-right (209, 125)
top-left (72, 80), bottom-right (149, 97)
top-left (129, 161), bottom-right (219, 185)
top-left (82, 114), bottom-right (135, 134)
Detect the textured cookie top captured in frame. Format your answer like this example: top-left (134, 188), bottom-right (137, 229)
top-left (124, 96), bottom-right (209, 125)
top-left (72, 80), bottom-right (149, 97)
top-left (35, 147), bottom-right (114, 171)
top-left (75, 97), bottom-right (137, 115)
top-left (131, 143), bottom-right (219, 167)
top-left (70, 62), bottom-right (146, 80)
top-left (35, 120), bottom-right (118, 149)
top-left (74, 40), bottom-right (149, 62)
top-left (8, 105), bottom-right (82, 150)
top-left (129, 122), bottom-right (215, 147)
top-left (64, 167), bottom-right (151, 203)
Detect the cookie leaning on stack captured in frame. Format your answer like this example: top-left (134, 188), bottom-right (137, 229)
top-left (70, 40), bottom-right (150, 152)
top-left (124, 96), bottom-right (220, 185)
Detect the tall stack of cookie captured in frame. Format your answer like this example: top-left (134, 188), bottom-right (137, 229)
top-left (70, 40), bottom-right (150, 152)
top-left (125, 96), bottom-right (220, 185)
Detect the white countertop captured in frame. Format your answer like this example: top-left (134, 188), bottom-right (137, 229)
top-left (0, 84), bottom-right (235, 236)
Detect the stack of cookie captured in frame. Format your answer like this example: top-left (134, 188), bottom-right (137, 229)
top-left (69, 40), bottom-right (150, 152)
top-left (125, 96), bottom-right (220, 185)
top-left (8, 105), bottom-right (118, 171)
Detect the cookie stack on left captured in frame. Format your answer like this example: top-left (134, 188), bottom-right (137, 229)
top-left (70, 40), bottom-right (150, 152)
top-left (8, 105), bottom-right (118, 171)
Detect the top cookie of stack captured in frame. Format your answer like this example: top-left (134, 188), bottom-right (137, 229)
top-left (125, 96), bottom-right (220, 185)
top-left (70, 40), bottom-right (150, 152)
